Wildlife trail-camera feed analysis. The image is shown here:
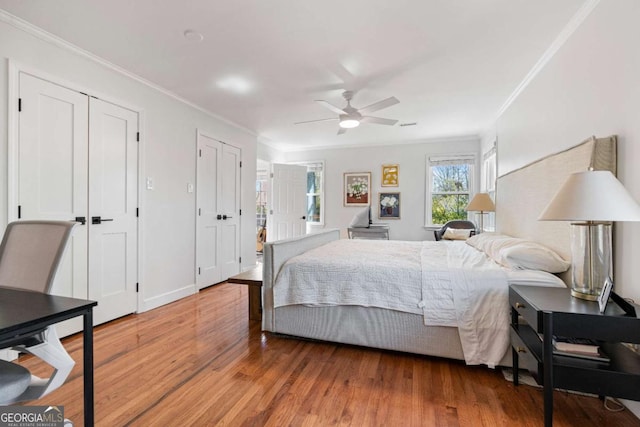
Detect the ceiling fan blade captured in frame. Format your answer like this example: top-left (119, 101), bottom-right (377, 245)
top-left (337, 127), bottom-right (348, 135)
top-left (361, 116), bottom-right (398, 126)
top-left (315, 100), bottom-right (347, 115)
top-left (294, 117), bottom-right (338, 125)
top-left (358, 96), bottom-right (399, 114)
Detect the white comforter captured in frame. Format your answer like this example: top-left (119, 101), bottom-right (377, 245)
top-left (273, 239), bottom-right (564, 367)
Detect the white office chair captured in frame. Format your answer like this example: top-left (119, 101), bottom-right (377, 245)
top-left (0, 220), bottom-right (77, 405)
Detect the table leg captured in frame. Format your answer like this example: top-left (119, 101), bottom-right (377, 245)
top-left (248, 285), bottom-right (262, 321)
top-left (83, 309), bottom-right (94, 427)
top-left (511, 308), bottom-right (519, 386)
top-left (543, 312), bottom-right (553, 427)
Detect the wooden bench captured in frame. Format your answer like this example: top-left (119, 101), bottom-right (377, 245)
top-left (227, 264), bottom-right (263, 321)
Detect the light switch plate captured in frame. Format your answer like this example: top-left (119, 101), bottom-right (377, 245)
top-left (146, 177), bottom-right (153, 190)
top-left (187, 183), bottom-right (194, 193)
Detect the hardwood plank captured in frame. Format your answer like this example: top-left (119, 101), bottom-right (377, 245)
top-left (13, 283), bottom-right (640, 426)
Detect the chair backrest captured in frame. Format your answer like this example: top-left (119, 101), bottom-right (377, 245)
top-left (434, 220), bottom-right (476, 241)
top-left (0, 221), bottom-right (76, 293)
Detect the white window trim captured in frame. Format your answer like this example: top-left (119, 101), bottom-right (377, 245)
top-left (425, 154), bottom-right (476, 227)
top-left (290, 160), bottom-right (325, 226)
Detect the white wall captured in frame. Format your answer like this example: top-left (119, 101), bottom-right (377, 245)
top-left (495, 0), bottom-right (640, 304)
top-left (282, 138), bottom-right (480, 241)
top-left (0, 17), bottom-right (257, 312)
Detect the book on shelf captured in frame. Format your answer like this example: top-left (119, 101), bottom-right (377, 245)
top-left (552, 336), bottom-right (599, 355)
top-left (550, 336), bottom-right (610, 362)
top-left (553, 348), bottom-right (610, 363)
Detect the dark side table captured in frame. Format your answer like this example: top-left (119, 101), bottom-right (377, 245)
top-left (510, 284), bottom-right (640, 427)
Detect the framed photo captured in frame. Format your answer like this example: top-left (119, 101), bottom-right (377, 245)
top-left (379, 192), bottom-right (400, 219)
top-left (598, 276), bottom-right (613, 313)
top-left (344, 172), bottom-right (371, 206)
top-left (381, 164), bottom-right (399, 187)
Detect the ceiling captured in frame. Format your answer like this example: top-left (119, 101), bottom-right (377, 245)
top-left (0, 0), bottom-right (587, 152)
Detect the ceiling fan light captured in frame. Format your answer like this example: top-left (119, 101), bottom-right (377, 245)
top-left (339, 118), bottom-right (360, 129)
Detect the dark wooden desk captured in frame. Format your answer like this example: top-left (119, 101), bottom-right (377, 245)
top-left (0, 287), bottom-right (97, 426)
top-left (227, 265), bottom-right (263, 321)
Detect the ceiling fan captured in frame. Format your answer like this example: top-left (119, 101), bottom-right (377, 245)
top-left (295, 91), bottom-right (399, 135)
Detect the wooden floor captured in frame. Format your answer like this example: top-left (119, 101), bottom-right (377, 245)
top-left (16, 283), bottom-right (640, 426)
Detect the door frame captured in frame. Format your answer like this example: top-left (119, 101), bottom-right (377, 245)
top-left (7, 60), bottom-right (145, 314)
top-left (195, 129), bottom-right (242, 287)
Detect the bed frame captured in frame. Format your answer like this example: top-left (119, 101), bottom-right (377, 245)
top-left (262, 136), bottom-right (617, 365)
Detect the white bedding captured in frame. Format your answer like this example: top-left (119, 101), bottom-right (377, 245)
top-left (273, 239), bottom-right (564, 367)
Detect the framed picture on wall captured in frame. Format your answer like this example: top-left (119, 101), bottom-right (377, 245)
top-left (381, 164), bottom-right (399, 186)
top-left (344, 172), bottom-right (371, 206)
top-left (379, 192), bottom-right (400, 219)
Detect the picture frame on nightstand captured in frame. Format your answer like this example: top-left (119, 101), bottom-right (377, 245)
top-left (598, 276), bottom-right (613, 313)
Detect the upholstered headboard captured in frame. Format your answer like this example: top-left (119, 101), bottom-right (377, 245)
top-left (496, 135), bottom-right (617, 282)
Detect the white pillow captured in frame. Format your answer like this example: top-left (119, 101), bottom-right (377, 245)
top-left (499, 242), bottom-right (570, 273)
top-left (349, 207), bottom-right (370, 228)
top-left (466, 233), bottom-right (570, 273)
top-left (442, 228), bottom-right (472, 240)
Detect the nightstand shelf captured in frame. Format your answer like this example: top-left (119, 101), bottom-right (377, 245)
top-left (510, 285), bottom-right (640, 427)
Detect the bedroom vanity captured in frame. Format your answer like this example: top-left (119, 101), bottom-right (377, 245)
top-left (510, 284), bottom-right (640, 427)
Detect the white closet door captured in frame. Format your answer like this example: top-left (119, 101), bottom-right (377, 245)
top-left (220, 144), bottom-right (241, 280)
top-left (88, 97), bottom-right (139, 324)
top-left (196, 132), bottom-right (223, 288)
top-left (18, 72), bottom-right (89, 301)
top-left (268, 164), bottom-right (307, 241)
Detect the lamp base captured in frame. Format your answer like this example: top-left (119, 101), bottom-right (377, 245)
top-left (569, 222), bottom-right (612, 301)
top-left (570, 288), bottom-right (599, 301)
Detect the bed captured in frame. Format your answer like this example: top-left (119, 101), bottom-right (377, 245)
top-left (262, 135), bottom-right (617, 367)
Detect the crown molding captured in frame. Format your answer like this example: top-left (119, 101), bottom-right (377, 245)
top-left (0, 9), bottom-right (259, 139)
top-left (495, 0), bottom-right (600, 121)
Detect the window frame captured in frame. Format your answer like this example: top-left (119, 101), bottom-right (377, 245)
top-left (425, 155), bottom-right (476, 227)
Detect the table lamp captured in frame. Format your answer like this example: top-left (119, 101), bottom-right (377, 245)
top-left (466, 193), bottom-right (495, 233)
top-left (539, 170), bottom-right (640, 300)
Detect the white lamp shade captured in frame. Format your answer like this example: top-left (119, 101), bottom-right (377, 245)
top-left (539, 170), bottom-right (640, 221)
top-left (466, 193), bottom-right (495, 212)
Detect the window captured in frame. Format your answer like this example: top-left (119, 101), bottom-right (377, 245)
top-left (482, 145), bottom-right (497, 232)
top-left (296, 161), bottom-right (324, 225)
top-left (426, 156), bottom-right (475, 226)
top-left (256, 170), bottom-right (268, 233)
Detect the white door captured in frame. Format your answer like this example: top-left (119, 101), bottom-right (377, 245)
top-left (88, 97), bottom-right (139, 324)
top-left (196, 132), bottom-right (241, 288)
top-left (18, 73), bottom-right (89, 302)
top-left (268, 164), bottom-right (307, 241)
top-left (16, 72), bottom-right (138, 328)
top-left (220, 144), bottom-right (241, 280)
top-left (196, 132), bottom-right (222, 288)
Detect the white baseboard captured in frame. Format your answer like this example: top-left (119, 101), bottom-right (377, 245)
top-left (140, 284), bottom-right (197, 313)
top-left (0, 349), bottom-right (19, 361)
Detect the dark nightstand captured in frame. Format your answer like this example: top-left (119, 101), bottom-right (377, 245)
top-left (509, 285), bottom-right (640, 427)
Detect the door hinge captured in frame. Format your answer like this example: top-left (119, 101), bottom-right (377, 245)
top-left (239, 209), bottom-right (242, 216)
top-left (18, 98), bottom-right (22, 112)
top-left (239, 257), bottom-right (242, 264)
top-left (136, 132), bottom-right (140, 142)
top-left (17, 205), bottom-right (21, 219)
top-left (270, 172), bottom-right (274, 178)
top-left (198, 267), bottom-right (201, 275)
top-left (199, 149), bottom-right (202, 157)
top-left (136, 207), bottom-right (139, 217)
top-left (240, 161), bottom-right (242, 167)
top-left (198, 208), bottom-right (201, 216)
top-left (136, 283), bottom-right (139, 293)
